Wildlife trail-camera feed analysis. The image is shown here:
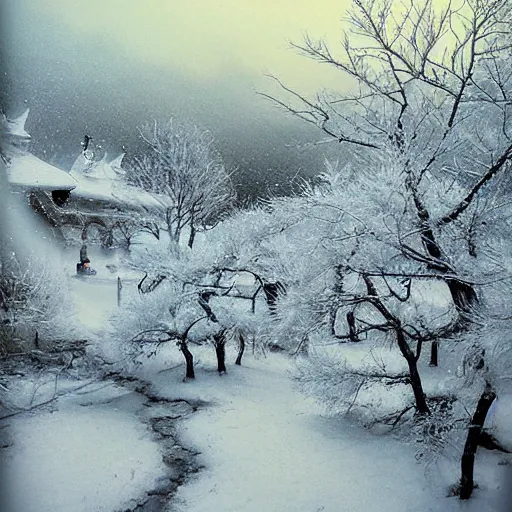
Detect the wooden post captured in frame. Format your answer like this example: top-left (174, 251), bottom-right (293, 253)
top-left (117, 276), bottom-right (122, 307)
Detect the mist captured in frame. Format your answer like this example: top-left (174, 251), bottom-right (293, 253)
top-left (0, 0), bottom-right (347, 199)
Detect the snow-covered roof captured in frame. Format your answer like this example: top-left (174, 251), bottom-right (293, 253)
top-left (109, 153), bottom-right (126, 175)
top-left (70, 150), bottom-right (128, 181)
top-left (3, 109), bottom-right (77, 192)
top-left (70, 174), bottom-right (161, 209)
top-left (7, 152), bottom-right (78, 191)
top-left (1, 109), bottom-right (31, 140)
top-left (69, 153), bottom-right (161, 209)
top-left (6, 109), bottom-right (31, 139)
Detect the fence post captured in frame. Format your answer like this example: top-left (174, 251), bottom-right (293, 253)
top-left (117, 276), bottom-right (122, 307)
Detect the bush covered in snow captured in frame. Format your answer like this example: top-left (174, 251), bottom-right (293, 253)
top-left (0, 252), bottom-right (76, 354)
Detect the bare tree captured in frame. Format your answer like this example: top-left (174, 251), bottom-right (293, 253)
top-left (264, 0), bottom-right (512, 318)
top-left (130, 314), bottom-right (210, 380)
top-left (126, 119), bottom-right (235, 249)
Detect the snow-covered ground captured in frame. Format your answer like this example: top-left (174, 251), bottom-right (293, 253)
top-left (121, 349), bottom-right (508, 512)
top-left (0, 261), bottom-right (169, 512)
top-left (3, 334), bottom-right (511, 512)
top-left (2, 232), bottom-right (510, 512)
top-left (2, 380), bottom-right (167, 512)
top-left (66, 244), bottom-right (143, 331)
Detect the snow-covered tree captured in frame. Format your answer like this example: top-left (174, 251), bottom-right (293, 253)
top-left (0, 252), bottom-right (76, 354)
top-left (265, 0), bottom-right (512, 319)
top-left (262, 0), bottom-right (512, 499)
top-left (126, 119), bottom-right (235, 250)
top-left (0, 117), bottom-right (77, 354)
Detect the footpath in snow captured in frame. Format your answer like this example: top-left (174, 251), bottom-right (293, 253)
top-left (129, 349), bottom-right (509, 512)
top-left (2, 259), bottom-right (510, 512)
top-left (1, 378), bottom-right (168, 512)
top-left (0, 266), bottom-right (178, 512)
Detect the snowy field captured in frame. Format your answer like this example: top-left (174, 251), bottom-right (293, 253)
top-left (123, 349), bottom-right (508, 512)
top-left (2, 381), bottom-right (167, 512)
top-left (1, 262), bottom-right (168, 512)
top-left (1, 238), bottom-right (511, 512)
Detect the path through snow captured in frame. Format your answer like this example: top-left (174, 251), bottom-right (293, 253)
top-left (3, 252), bottom-right (508, 512)
top-left (131, 351), bottom-right (507, 512)
top-left (2, 382), bottom-right (167, 512)
top-left (1, 266), bottom-right (172, 512)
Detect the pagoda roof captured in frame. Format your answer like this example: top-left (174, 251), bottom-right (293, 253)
top-left (7, 152), bottom-right (77, 191)
top-left (69, 152), bottom-right (162, 209)
top-left (6, 109), bottom-right (31, 139)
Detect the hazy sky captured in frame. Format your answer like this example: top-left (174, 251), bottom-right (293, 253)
top-left (1, 1), bottom-right (351, 197)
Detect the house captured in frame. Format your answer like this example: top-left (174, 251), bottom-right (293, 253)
top-left (65, 140), bottom-right (162, 244)
top-left (2, 110), bottom-right (159, 246)
top-left (68, 148), bottom-right (160, 213)
top-left (3, 109), bottom-right (77, 200)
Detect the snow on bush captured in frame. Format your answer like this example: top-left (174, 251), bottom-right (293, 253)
top-left (0, 251), bottom-right (77, 354)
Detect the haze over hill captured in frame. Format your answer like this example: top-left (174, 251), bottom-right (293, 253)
top-left (0, 1), bottom-right (349, 199)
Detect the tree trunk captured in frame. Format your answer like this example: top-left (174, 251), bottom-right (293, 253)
top-left (215, 344), bottom-right (226, 373)
top-left (330, 266), bottom-right (344, 336)
top-left (459, 382), bottom-right (496, 499)
top-left (198, 292), bottom-right (218, 322)
top-left (179, 341), bottom-right (195, 379)
top-left (425, 244), bottom-right (478, 315)
top-left (362, 274), bottom-right (429, 415)
top-left (188, 222), bottom-right (196, 249)
top-left (214, 330), bottom-right (227, 373)
top-left (395, 329), bottom-right (430, 415)
top-left (347, 311), bottom-right (359, 342)
top-left (430, 341), bottom-right (438, 367)
top-left (447, 279), bottom-right (478, 317)
top-left (235, 333), bottom-right (245, 365)
top-left (329, 308), bottom-right (337, 336)
top-left (406, 359), bottom-right (430, 415)
top-left (411, 192), bottom-right (478, 315)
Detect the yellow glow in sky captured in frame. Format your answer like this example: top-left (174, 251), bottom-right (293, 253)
top-left (44, 0), bottom-right (349, 92)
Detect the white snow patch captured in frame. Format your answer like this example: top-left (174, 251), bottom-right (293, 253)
top-left (70, 278), bottom-right (119, 331)
top-left (2, 403), bottom-right (165, 512)
top-left (7, 153), bottom-right (77, 191)
top-left (110, 350), bottom-right (501, 512)
top-left (486, 394), bottom-right (512, 452)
